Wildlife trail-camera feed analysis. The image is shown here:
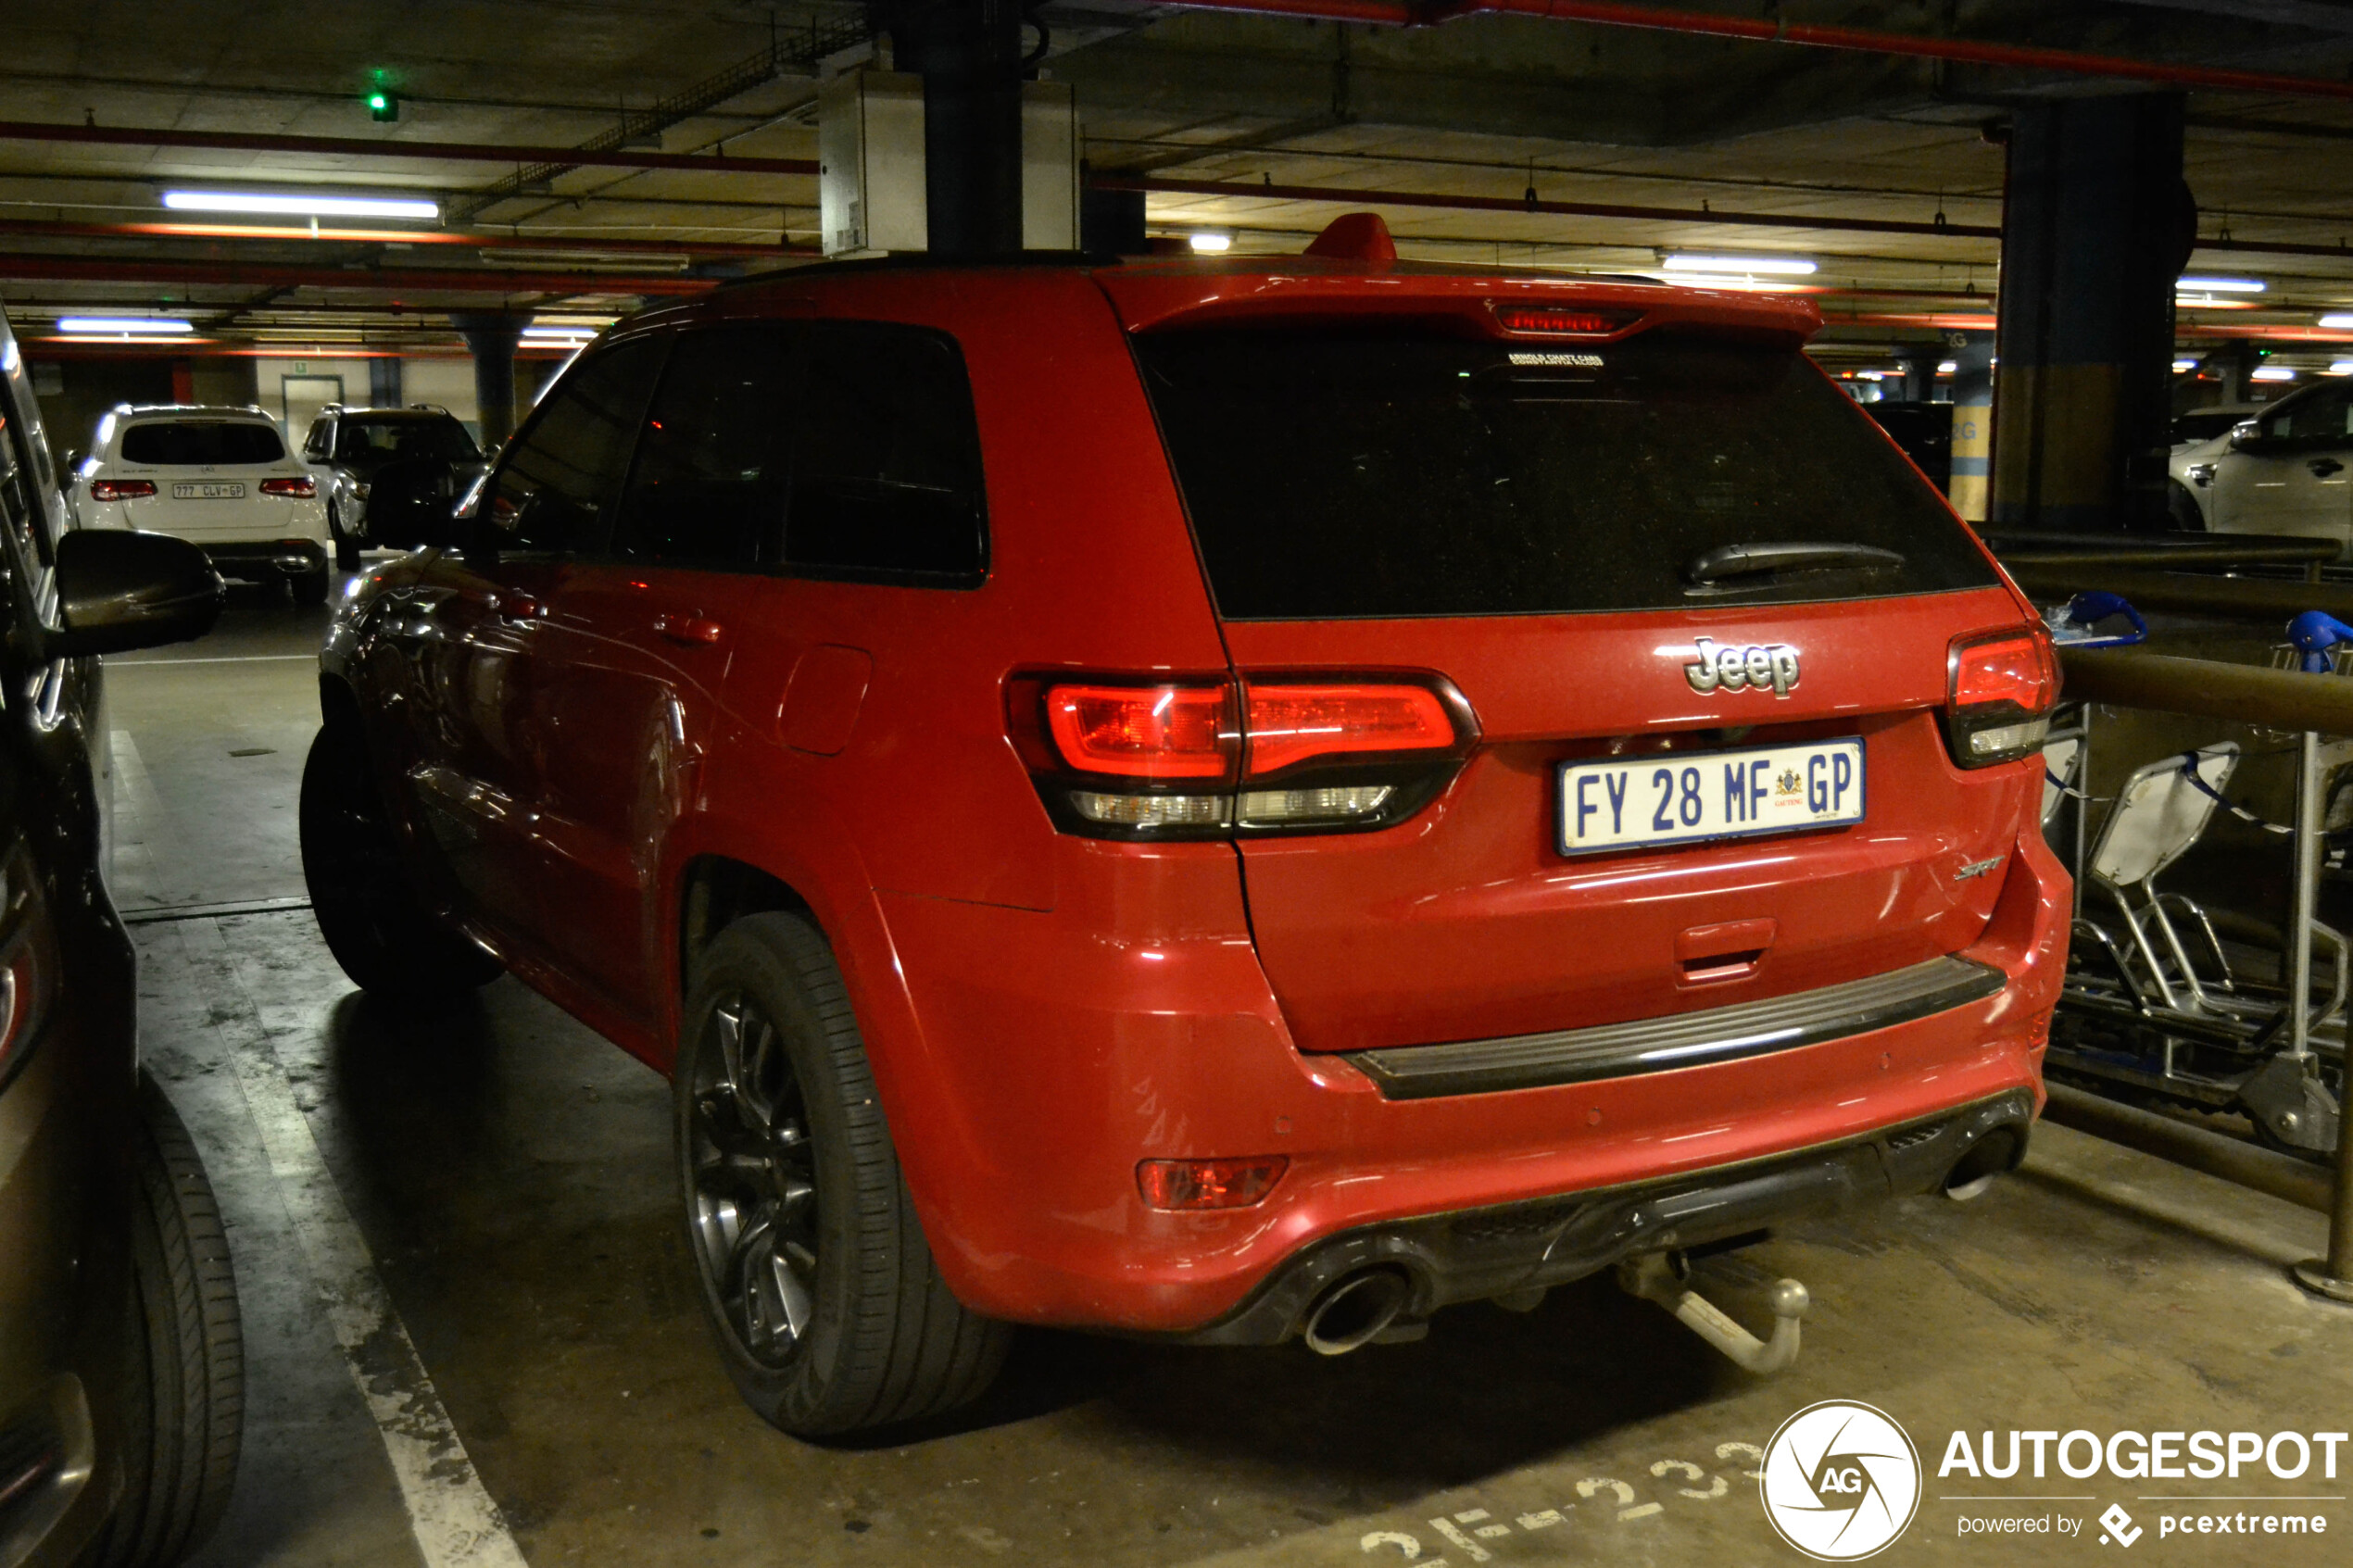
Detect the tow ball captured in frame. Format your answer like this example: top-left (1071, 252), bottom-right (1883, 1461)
top-left (1616, 1250), bottom-right (1810, 1374)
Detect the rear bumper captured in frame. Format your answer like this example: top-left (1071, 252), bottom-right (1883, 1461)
top-left (870, 821), bottom-right (2069, 1336)
top-left (199, 539), bottom-right (328, 580)
top-left (1177, 1088), bottom-right (2032, 1345)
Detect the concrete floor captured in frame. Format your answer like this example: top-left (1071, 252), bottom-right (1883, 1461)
top-left (112, 573), bottom-right (2351, 1568)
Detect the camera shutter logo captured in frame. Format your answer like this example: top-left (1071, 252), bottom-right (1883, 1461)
top-left (1759, 1400), bottom-right (1922, 1561)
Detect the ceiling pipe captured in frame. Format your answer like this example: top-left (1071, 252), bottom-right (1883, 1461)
top-left (1100, 172), bottom-right (1999, 239)
top-left (0, 119), bottom-right (819, 177)
top-left (0, 217), bottom-right (802, 260)
top-left (1107, 174), bottom-right (2351, 261)
top-left (0, 253), bottom-right (723, 295)
top-left (1165, 0), bottom-right (2353, 101)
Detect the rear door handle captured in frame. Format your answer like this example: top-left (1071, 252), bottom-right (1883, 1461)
top-left (2310, 458), bottom-right (2346, 478)
top-left (653, 612), bottom-right (725, 646)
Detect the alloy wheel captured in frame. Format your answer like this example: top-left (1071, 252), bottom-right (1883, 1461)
top-left (686, 993), bottom-right (819, 1367)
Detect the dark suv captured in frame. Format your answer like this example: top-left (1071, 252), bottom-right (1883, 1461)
top-left (300, 404), bottom-right (483, 570)
top-left (0, 307), bottom-right (238, 1564)
top-left (306, 225), bottom-right (2068, 1437)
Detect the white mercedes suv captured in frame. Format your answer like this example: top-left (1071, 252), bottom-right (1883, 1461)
top-left (73, 405), bottom-right (333, 603)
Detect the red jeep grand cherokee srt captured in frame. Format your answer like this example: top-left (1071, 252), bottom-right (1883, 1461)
top-left (302, 232), bottom-right (2067, 1436)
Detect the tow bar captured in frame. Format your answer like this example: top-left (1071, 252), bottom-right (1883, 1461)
top-left (1617, 1251), bottom-right (1810, 1374)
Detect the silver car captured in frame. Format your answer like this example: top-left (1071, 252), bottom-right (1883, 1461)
top-left (299, 404), bottom-right (483, 570)
top-left (2171, 379), bottom-right (2353, 553)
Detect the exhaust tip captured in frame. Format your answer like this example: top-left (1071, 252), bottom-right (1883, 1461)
top-left (1943, 1123), bottom-right (2025, 1201)
top-left (1301, 1269), bottom-right (1411, 1357)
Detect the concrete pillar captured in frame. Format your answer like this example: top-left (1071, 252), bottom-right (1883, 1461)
top-left (450, 313), bottom-right (523, 450)
top-left (1947, 330), bottom-right (1995, 522)
top-left (1991, 94), bottom-right (2197, 533)
top-left (875, 0), bottom-right (1026, 258)
top-left (368, 357), bottom-right (403, 408)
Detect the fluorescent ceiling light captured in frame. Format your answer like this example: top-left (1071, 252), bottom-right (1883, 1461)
top-left (522, 325), bottom-right (600, 338)
top-left (1188, 232), bottom-right (1232, 254)
top-left (2332, 360), bottom-right (2353, 376)
top-left (1662, 254), bottom-right (1818, 276)
top-left (2172, 358), bottom-right (2200, 372)
top-left (2251, 365), bottom-right (2297, 382)
top-left (2176, 276), bottom-right (2265, 293)
top-left (163, 189), bottom-right (440, 220)
top-left (56, 316), bottom-right (193, 335)
top-left (2322, 313), bottom-right (2353, 330)
top-left (1937, 360), bottom-right (1958, 374)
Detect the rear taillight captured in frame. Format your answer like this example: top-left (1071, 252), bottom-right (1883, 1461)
top-left (260, 476), bottom-right (316, 498)
top-left (88, 479), bottom-right (155, 501)
top-left (1946, 627), bottom-right (2057, 768)
top-left (1011, 673), bottom-right (1476, 840)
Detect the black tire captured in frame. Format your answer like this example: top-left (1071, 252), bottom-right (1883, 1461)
top-left (330, 504), bottom-right (362, 571)
top-left (299, 716), bottom-right (504, 997)
top-left (2168, 480), bottom-right (2208, 533)
top-left (94, 1073), bottom-right (243, 1568)
top-left (676, 912), bottom-right (1009, 1436)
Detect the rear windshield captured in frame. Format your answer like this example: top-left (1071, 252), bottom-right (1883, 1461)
top-left (1134, 327), bottom-right (1999, 621)
top-left (119, 421), bottom-right (285, 467)
top-left (335, 417), bottom-right (478, 467)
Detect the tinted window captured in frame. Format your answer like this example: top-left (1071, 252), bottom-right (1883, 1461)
top-left (2263, 386), bottom-right (2353, 444)
top-left (612, 327), bottom-right (793, 569)
top-left (119, 421), bottom-right (285, 466)
top-left (486, 338), bottom-right (665, 554)
top-left (303, 418), bottom-right (332, 459)
top-left (786, 323), bottom-right (985, 581)
top-left (335, 416), bottom-right (478, 467)
top-left (1136, 329), bottom-right (2000, 621)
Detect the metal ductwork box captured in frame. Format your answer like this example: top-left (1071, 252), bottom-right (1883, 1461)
top-left (819, 70), bottom-right (1079, 257)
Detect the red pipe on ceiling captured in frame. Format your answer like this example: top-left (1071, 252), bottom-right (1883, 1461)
top-left (1101, 172), bottom-right (2000, 239)
top-left (0, 119), bottom-right (819, 177)
top-left (1167, 0), bottom-right (2353, 101)
top-left (0, 253), bottom-right (725, 295)
top-left (1110, 174), bottom-right (2351, 261)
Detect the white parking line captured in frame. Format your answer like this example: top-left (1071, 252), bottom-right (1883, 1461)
top-left (177, 918), bottom-right (532, 1568)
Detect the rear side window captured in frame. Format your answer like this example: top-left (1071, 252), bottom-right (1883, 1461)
top-left (119, 421), bottom-right (285, 467)
top-left (786, 322), bottom-right (986, 582)
top-left (612, 326), bottom-right (793, 569)
top-left (1135, 329), bottom-right (1999, 621)
top-left (487, 337), bottom-right (665, 554)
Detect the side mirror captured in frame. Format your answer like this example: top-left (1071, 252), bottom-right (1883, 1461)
top-left (2228, 420), bottom-right (2268, 451)
top-left (364, 458), bottom-right (460, 550)
top-left (47, 529), bottom-right (224, 659)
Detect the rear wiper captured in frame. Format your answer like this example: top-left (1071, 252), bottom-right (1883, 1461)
top-left (1684, 541), bottom-right (1906, 586)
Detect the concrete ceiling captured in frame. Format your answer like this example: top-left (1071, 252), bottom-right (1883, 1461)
top-left (0, 0), bottom-right (2347, 373)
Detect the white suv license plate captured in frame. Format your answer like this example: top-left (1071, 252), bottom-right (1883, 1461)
top-left (1558, 738), bottom-right (1865, 856)
top-left (171, 482), bottom-right (245, 499)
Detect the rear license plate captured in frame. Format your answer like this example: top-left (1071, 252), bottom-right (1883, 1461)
top-left (171, 483), bottom-right (245, 499)
top-left (1558, 738), bottom-right (1865, 855)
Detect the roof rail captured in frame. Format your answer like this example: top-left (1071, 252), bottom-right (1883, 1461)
top-left (409, 403), bottom-right (451, 415)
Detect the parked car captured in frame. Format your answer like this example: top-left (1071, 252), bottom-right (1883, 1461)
top-left (0, 310), bottom-right (239, 1564)
top-left (2169, 379), bottom-right (2353, 547)
top-left (299, 404), bottom-right (484, 571)
top-left (72, 406), bottom-right (332, 603)
top-left (304, 236), bottom-right (2068, 1437)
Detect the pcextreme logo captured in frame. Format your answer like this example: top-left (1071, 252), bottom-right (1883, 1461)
top-left (1761, 1400), bottom-right (1924, 1561)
